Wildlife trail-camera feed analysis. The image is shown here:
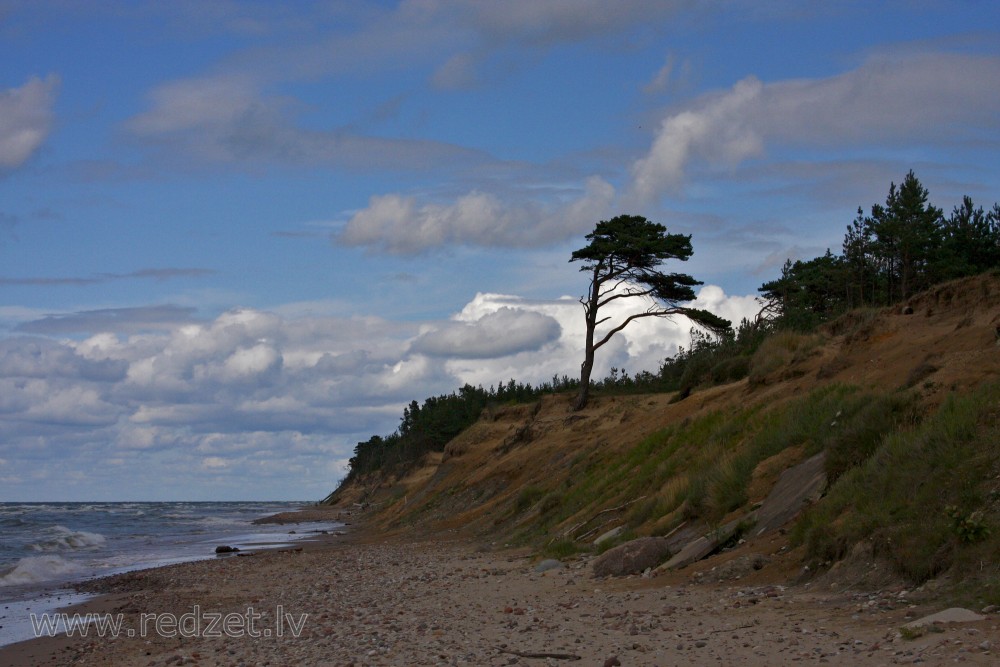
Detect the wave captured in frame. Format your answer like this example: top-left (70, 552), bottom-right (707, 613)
top-left (29, 526), bottom-right (106, 552)
top-left (0, 555), bottom-right (84, 586)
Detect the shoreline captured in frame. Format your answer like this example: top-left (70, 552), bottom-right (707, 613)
top-left (0, 504), bottom-right (350, 664)
top-left (2, 510), bottom-right (999, 665)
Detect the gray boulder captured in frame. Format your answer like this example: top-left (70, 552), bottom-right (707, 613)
top-left (593, 537), bottom-right (673, 577)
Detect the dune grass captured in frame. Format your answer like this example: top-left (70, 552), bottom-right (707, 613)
top-left (512, 383), bottom-right (923, 549)
top-left (793, 382), bottom-right (1000, 597)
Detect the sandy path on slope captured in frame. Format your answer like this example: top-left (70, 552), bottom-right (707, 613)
top-left (1, 534), bottom-right (998, 667)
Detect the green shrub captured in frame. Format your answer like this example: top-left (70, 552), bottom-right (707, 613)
top-left (705, 456), bottom-right (756, 523)
top-left (945, 505), bottom-right (991, 543)
top-left (709, 355), bottom-right (751, 384)
top-left (541, 538), bottom-right (586, 560)
top-left (793, 382), bottom-right (1000, 584)
top-left (824, 392), bottom-right (917, 482)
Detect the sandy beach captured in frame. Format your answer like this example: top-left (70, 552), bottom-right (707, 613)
top-left (1, 515), bottom-right (999, 667)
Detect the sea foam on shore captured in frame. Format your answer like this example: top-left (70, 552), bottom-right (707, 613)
top-left (0, 501), bottom-right (340, 648)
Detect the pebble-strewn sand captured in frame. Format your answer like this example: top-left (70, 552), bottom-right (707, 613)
top-left (3, 534), bottom-right (999, 666)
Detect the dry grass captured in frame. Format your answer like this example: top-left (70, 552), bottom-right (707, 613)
top-left (748, 331), bottom-right (823, 387)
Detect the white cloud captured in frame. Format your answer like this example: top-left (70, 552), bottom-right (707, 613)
top-left (126, 74), bottom-right (483, 170)
top-left (128, 76), bottom-right (264, 136)
top-left (117, 0), bottom-right (700, 172)
top-left (632, 76), bottom-right (765, 198)
top-left (0, 285), bottom-right (757, 498)
top-left (410, 307), bottom-right (561, 358)
top-left (22, 384), bottom-right (121, 426)
top-left (466, 0), bottom-right (691, 48)
top-left (642, 53), bottom-right (690, 95)
top-left (691, 285), bottom-right (762, 326)
top-left (222, 344), bottom-right (282, 378)
top-left (431, 52), bottom-right (480, 90)
top-left (201, 456), bottom-right (227, 470)
top-left (339, 176), bottom-right (615, 253)
top-left (430, 285), bottom-right (761, 389)
top-left (0, 75), bottom-right (59, 170)
top-left (631, 52), bottom-right (1000, 201)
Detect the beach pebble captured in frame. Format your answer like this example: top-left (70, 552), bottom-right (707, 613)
top-left (535, 559), bottom-right (564, 573)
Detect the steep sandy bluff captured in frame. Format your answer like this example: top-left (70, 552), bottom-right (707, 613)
top-left (329, 272), bottom-right (1000, 548)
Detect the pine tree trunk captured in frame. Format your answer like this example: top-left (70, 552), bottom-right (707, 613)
top-left (574, 352), bottom-right (593, 410)
top-left (573, 265), bottom-right (603, 411)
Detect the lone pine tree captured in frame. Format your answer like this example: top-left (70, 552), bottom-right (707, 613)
top-left (570, 214), bottom-right (730, 410)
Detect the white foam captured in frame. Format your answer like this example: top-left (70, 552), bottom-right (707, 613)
top-left (0, 555), bottom-right (84, 587)
top-left (30, 525), bottom-right (106, 552)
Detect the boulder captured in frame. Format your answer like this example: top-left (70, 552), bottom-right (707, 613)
top-left (752, 451), bottom-right (827, 536)
top-left (659, 516), bottom-right (745, 571)
top-left (693, 553), bottom-right (770, 583)
top-left (593, 537), bottom-right (673, 577)
top-left (214, 545), bottom-right (239, 554)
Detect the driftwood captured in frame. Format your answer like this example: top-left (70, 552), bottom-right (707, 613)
top-left (563, 496), bottom-right (648, 538)
top-left (497, 647), bottom-right (581, 661)
top-left (710, 619), bottom-right (760, 634)
top-left (575, 517), bottom-right (620, 542)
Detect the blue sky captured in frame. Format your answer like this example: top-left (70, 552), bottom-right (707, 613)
top-left (1, 1), bottom-right (998, 501)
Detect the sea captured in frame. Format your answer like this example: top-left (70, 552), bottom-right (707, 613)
top-left (0, 501), bottom-right (341, 647)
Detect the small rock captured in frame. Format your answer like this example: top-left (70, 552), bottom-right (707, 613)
top-left (603, 657), bottom-right (621, 667)
top-left (534, 559), bottom-right (564, 573)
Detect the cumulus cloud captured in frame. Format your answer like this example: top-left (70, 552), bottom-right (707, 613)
top-left (0, 75), bottom-right (59, 170)
top-left (338, 176), bottom-right (615, 253)
top-left (430, 285), bottom-right (760, 390)
top-left (690, 285), bottom-right (762, 326)
top-left (0, 284), bottom-right (758, 499)
top-left (16, 305), bottom-right (199, 335)
top-left (410, 307), bottom-right (561, 358)
top-left (631, 52), bottom-right (1000, 201)
top-left (0, 337), bottom-right (127, 382)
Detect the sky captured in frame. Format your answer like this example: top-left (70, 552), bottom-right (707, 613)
top-left (2, 1), bottom-right (998, 501)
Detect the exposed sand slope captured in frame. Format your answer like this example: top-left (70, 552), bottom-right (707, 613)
top-left (334, 273), bottom-right (1000, 554)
